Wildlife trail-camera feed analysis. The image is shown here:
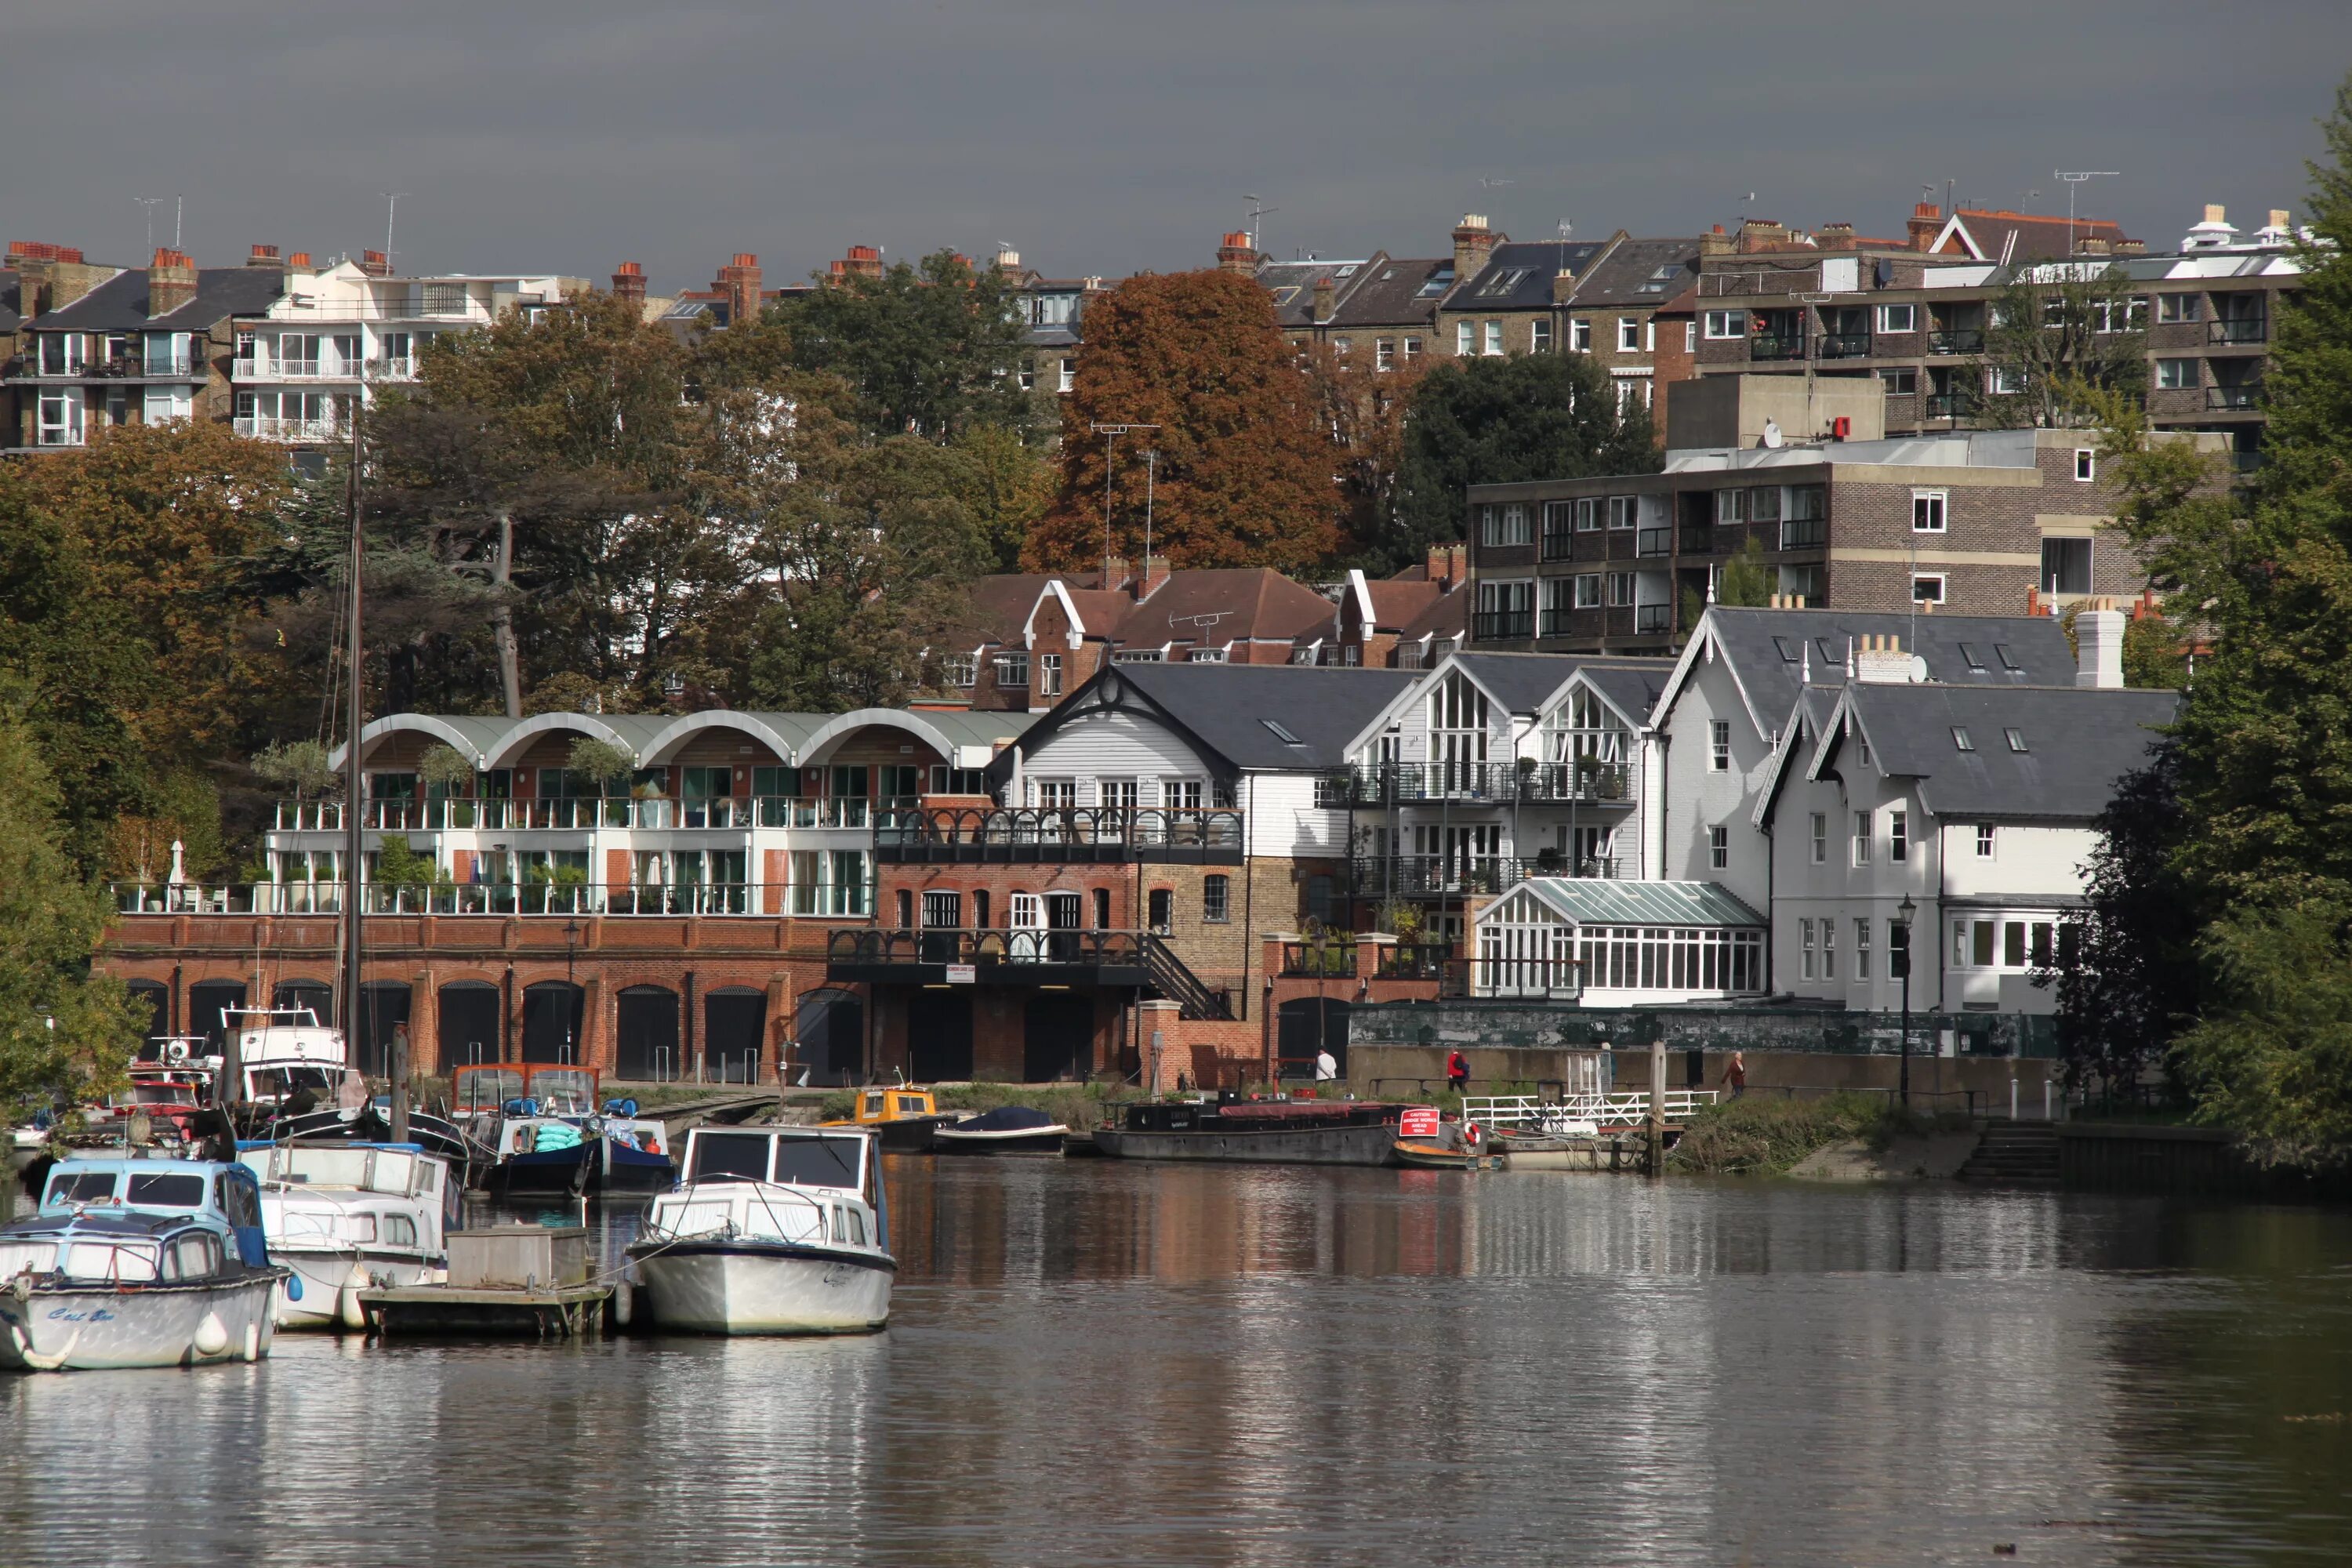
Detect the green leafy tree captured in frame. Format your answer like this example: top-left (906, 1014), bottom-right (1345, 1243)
top-left (768, 250), bottom-right (1033, 441)
top-left (1718, 537), bottom-right (1775, 607)
top-left (1974, 264), bottom-right (2148, 428)
top-left (1385, 354), bottom-right (1661, 577)
top-left (0, 710), bottom-right (140, 1116)
top-left (2172, 901), bottom-right (2352, 1169)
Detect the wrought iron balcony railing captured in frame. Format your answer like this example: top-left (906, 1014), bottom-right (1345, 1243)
top-left (2208, 384), bottom-right (2263, 410)
top-left (1342, 759), bottom-right (1632, 806)
top-left (1816, 332), bottom-right (1873, 360)
top-left (874, 806), bottom-right (1243, 862)
top-left (1345, 853), bottom-right (1630, 898)
top-left (111, 880), bottom-right (818, 917)
top-left (1472, 608), bottom-right (1535, 641)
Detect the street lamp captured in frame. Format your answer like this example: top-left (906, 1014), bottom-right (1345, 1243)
top-left (1894, 894), bottom-right (1918, 1111)
top-left (563, 916), bottom-right (581, 1065)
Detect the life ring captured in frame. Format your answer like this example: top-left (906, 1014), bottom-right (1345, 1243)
top-left (1462, 1121), bottom-right (1483, 1150)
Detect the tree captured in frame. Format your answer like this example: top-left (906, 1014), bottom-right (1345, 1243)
top-left (768, 250), bottom-right (1034, 441)
top-left (2172, 900), bottom-right (2352, 1170)
top-left (1383, 354), bottom-right (1661, 577)
top-left (1024, 270), bottom-right (1339, 573)
top-left (0, 708), bottom-right (141, 1116)
top-left (1717, 537), bottom-right (1775, 607)
top-left (1974, 263), bottom-right (2149, 428)
top-left (1303, 341), bottom-right (1425, 564)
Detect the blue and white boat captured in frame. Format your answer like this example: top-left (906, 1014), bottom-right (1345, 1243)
top-left (481, 1067), bottom-right (673, 1197)
top-left (626, 1127), bottom-right (894, 1335)
top-left (0, 1156), bottom-right (289, 1372)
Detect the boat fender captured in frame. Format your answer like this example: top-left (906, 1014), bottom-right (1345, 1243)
top-left (612, 1279), bottom-right (633, 1330)
top-left (285, 1273), bottom-right (304, 1302)
top-left (339, 1266), bottom-right (370, 1331)
top-left (194, 1312), bottom-right (231, 1359)
top-left (242, 1319), bottom-right (263, 1363)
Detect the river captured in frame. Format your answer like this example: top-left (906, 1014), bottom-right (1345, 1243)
top-left (3, 1159), bottom-right (2347, 1566)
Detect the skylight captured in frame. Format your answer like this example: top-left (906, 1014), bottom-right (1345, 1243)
top-left (1262, 719), bottom-right (1305, 745)
top-left (1952, 727), bottom-right (1975, 752)
top-left (1416, 268), bottom-right (1455, 298)
top-left (1772, 636), bottom-right (1798, 663)
top-left (2005, 728), bottom-right (2028, 753)
top-left (1478, 268), bottom-right (1531, 296)
top-left (1956, 641), bottom-right (1987, 673)
top-left (1994, 643), bottom-right (2024, 671)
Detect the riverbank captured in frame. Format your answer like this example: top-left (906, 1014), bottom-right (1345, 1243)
top-left (1668, 1093), bottom-right (1976, 1179)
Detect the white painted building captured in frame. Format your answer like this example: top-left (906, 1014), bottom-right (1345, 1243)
top-left (1474, 878), bottom-right (1766, 1004)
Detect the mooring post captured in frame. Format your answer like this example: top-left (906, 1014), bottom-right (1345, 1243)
top-left (1647, 1036), bottom-right (1667, 1176)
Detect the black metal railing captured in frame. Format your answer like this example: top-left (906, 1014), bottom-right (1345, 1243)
top-left (1279, 939), bottom-right (1359, 978)
top-left (1817, 332), bottom-right (1873, 360)
top-left (874, 806), bottom-right (1243, 862)
top-left (2208, 318), bottom-right (2267, 346)
top-left (1924, 393), bottom-right (1973, 419)
top-left (1374, 942), bottom-right (1454, 981)
top-left (1928, 328), bottom-right (1984, 355)
top-left (1472, 608), bottom-right (1535, 641)
top-left (826, 927), bottom-right (1233, 1018)
top-left (1749, 336), bottom-right (1806, 362)
top-left (2208, 384), bottom-right (2263, 410)
top-left (1779, 517), bottom-right (1828, 550)
top-left (1636, 526), bottom-right (1672, 557)
top-left (1345, 854), bottom-right (1630, 898)
top-left (1343, 759), bottom-right (1632, 805)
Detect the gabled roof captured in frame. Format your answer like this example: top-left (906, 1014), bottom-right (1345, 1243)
top-left (1497, 877), bottom-right (1764, 928)
top-left (1325, 257), bottom-right (1454, 329)
top-left (1749, 685), bottom-right (1846, 828)
top-left (1929, 208), bottom-right (2133, 263)
top-left (1564, 236), bottom-right (1703, 307)
top-left (1341, 651), bottom-right (1668, 755)
top-left (1007, 662), bottom-right (1417, 781)
top-left (1813, 684), bottom-right (2180, 822)
top-left (1120, 568), bottom-right (1334, 649)
top-left (1574, 662), bottom-right (1673, 728)
top-left (38, 265), bottom-right (285, 332)
top-left (1446, 240), bottom-right (1610, 313)
top-left (1259, 257), bottom-right (1373, 328)
top-left (1653, 607), bottom-right (2078, 740)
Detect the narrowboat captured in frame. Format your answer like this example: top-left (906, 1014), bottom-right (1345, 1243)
top-left (1092, 1098), bottom-right (1413, 1166)
top-left (478, 1067), bottom-right (674, 1196)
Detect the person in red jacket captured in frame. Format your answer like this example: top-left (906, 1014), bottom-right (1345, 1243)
top-left (1446, 1049), bottom-right (1470, 1094)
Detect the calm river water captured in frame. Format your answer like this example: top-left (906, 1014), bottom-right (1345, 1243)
top-left (3, 1159), bottom-right (2347, 1567)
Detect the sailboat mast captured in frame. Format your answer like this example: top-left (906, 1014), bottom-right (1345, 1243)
top-left (343, 408), bottom-right (395, 1138)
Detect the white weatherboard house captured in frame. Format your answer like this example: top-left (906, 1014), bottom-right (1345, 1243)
top-left (1751, 608), bottom-right (2178, 1015)
top-left (1474, 879), bottom-right (1766, 1004)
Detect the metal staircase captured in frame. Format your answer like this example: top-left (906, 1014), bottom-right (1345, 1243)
top-left (1136, 934), bottom-right (1236, 1021)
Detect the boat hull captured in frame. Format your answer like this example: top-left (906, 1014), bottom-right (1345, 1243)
top-left (270, 1250), bottom-right (439, 1330)
top-left (487, 1142), bottom-right (596, 1197)
top-left (1391, 1139), bottom-right (1472, 1170)
top-left (601, 1139), bottom-right (677, 1192)
top-left (0, 1272), bottom-right (284, 1372)
top-left (1092, 1121), bottom-right (1399, 1167)
top-left (630, 1242), bottom-right (894, 1335)
top-left (931, 1128), bottom-right (1068, 1156)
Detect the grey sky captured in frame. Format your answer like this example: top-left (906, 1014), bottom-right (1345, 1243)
top-left (10, 1), bottom-right (2347, 291)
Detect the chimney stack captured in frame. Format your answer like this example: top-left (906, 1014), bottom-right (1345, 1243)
top-left (719, 252), bottom-right (762, 322)
top-left (1907, 201), bottom-right (1942, 252)
top-left (1216, 231), bottom-right (1259, 275)
top-left (1427, 541), bottom-right (1466, 590)
top-left (1452, 214), bottom-right (1495, 280)
top-left (1551, 269), bottom-right (1577, 304)
top-left (1854, 633), bottom-right (1915, 684)
top-left (360, 249), bottom-right (392, 278)
top-left (247, 243), bottom-right (285, 270)
top-left (288, 252), bottom-right (313, 269)
top-left (994, 247), bottom-right (1022, 273)
top-left (1136, 555), bottom-right (1172, 600)
top-left (147, 249), bottom-right (197, 318)
top-left (1312, 275), bottom-right (1335, 323)
top-left (8, 241), bottom-right (91, 320)
top-left (1700, 223), bottom-right (1733, 260)
top-left (612, 260), bottom-right (647, 303)
top-left (839, 245), bottom-right (882, 281)
top-left (2075, 603), bottom-right (2125, 689)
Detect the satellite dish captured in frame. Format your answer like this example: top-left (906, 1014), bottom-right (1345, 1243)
top-left (1761, 417), bottom-right (1784, 449)
top-left (1910, 655), bottom-right (1929, 683)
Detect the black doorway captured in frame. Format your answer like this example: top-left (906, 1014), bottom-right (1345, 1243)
top-left (356, 982), bottom-right (412, 1076)
top-left (521, 981), bottom-right (586, 1064)
top-left (615, 985), bottom-right (681, 1082)
top-left (437, 982), bottom-right (500, 1074)
top-left (794, 989), bottom-right (864, 1087)
top-left (704, 987), bottom-right (767, 1083)
top-left (186, 980), bottom-right (249, 1054)
top-left (908, 989), bottom-right (974, 1082)
top-left (1023, 994), bottom-right (1094, 1083)
top-left (125, 980), bottom-right (171, 1061)
top-left (1276, 996), bottom-right (1350, 1080)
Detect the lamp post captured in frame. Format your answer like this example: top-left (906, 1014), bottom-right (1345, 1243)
top-left (1894, 894), bottom-right (1917, 1111)
top-left (563, 916), bottom-right (580, 1065)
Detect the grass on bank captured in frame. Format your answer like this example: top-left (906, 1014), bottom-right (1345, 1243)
top-left (1668, 1092), bottom-right (1971, 1177)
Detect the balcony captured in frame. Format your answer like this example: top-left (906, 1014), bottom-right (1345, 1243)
top-left (1472, 608), bottom-right (1535, 641)
top-left (1345, 759), bottom-right (1632, 806)
top-left (274, 794), bottom-right (882, 833)
top-left (1816, 332), bottom-right (1874, 360)
top-left (114, 881), bottom-right (771, 916)
top-left (1635, 604), bottom-right (1671, 635)
top-left (826, 927), bottom-right (1145, 985)
top-left (1924, 393), bottom-right (1973, 420)
top-left (1345, 853), bottom-right (1629, 898)
top-left (1779, 517), bottom-right (1828, 550)
top-left (1373, 942), bottom-right (1456, 981)
top-left (1748, 335), bottom-right (1807, 362)
top-left (235, 416), bottom-right (342, 442)
top-left (2208, 318), bottom-right (2268, 346)
top-left (875, 806), bottom-right (1243, 865)
top-left (1927, 328), bottom-right (1984, 355)
top-left (2208, 384), bottom-right (2263, 411)
top-left (1279, 938), bottom-right (1359, 978)
top-left (1636, 526), bottom-right (1672, 557)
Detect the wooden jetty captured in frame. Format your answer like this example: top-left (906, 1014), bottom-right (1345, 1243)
top-left (361, 1225), bottom-right (613, 1340)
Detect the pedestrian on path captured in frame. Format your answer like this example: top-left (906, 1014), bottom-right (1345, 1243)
top-left (1724, 1051), bottom-right (1748, 1099)
top-left (1446, 1049), bottom-right (1470, 1094)
top-left (1314, 1048), bottom-right (1338, 1083)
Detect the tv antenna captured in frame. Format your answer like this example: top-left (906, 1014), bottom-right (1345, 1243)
top-left (134, 197), bottom-right (171, 253)
top-left (1556, 219), bottom-right (1574, 286)
top-left (1088, 422), bottom-right (1160, 585)
top-left (1244, 194), bottom-right (1279, 251)
top-left (379, 191), bottom-right (411, 270)
top-left (2054, 170), bottom-right (2118, 258)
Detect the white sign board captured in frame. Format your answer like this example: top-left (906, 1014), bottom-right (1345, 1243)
top-left (944, 964), bottom-right (976, 985)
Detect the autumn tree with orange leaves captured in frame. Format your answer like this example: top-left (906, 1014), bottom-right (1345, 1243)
top-left (1025, 270), bottom-right (1338, 573)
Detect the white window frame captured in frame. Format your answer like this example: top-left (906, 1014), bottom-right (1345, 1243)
top-left (1912, 573), bottom-right (1947, 607)
top-left (1606, 495), bottom-right (1638, 531)
top-left (1852, 810), bottom-right (1872, 867)
top-left (1530, 320), bottom-right (1553, 353)
top-left (1617, 318), bottom-right (1639, 352)
top-left (1456, 321), bottom-right (1475, 356)
top-left (1574, 497), bottom-right (1600, 532)
top-left (1704, 310), bottom-right (1746, 340)
top-left (1809, 813), bottom-right (1828, 865)
top-left (1710, 720), bottom-right (1730, 772)
top-left (1057, 358), bottom-right (1075, 393)
top-left (2074, 449), bottom-right (2096, 482)
top-left (1854, 918), bottom-right (1872, 981)
top-left (1889, 809), bottom-right (1907, 863)
top-left (1821, 918), bottom-right (1836, 980)
top-left (1799, 917), bottom-right (1816, 981)
top-left (1976, 823), bottom-right (1996, 859)
top-left (1573, 573), bottom-right (1602, 609)
top-left (1683, 319), bottom-right (1697, 353)
top-left (1874, 303), bottom-right (1917, 333)
top-left (1606, 571), bottom-right (1635, 608)
top-left (1036, 653), bottom-right (1062, 696)
top-left (1708, 825), bottom-right (1728, 869)
top-left (1483, 321), bottom-right (1504, 357)
top-left (1911, 490), bottom-right (1947, 533)
top-left (2155, 358), bottom-right (2198, 390)
top-left (1570, 318), bottom-right (1592, 352)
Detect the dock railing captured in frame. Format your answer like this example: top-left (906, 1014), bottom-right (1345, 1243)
top-left (1463, 1090), bottom-right (1717, 1132)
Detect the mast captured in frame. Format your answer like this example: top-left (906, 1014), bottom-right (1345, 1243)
top-left (342, 407), bottom-right (401, 1140)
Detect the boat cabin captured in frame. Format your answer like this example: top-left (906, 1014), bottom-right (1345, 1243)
top-left (682, 1127), bottom-right (873, 1194)
top-left (238, 1142), bottom-right (454, 1254)
top-left (523, 1065), bottom-right (599, 1117)
top-left (225, 1007), bottom-right (359, 1104)
top-left (26, 1157), bottom-right (270, 1267)
top-left (851, 1087), bottom-right (939, 1127)
top-left (453, 1066), bottom-right (523, 1116)
top-left (662, 1127), bottom-right (887, 1252)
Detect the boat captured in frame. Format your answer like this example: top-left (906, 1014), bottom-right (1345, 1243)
top-left (0, 1155), bottom-right (290, 1373)
top-left (626, 1125), bottom-right (895, 1335)
top-left (819, 1082), bottom-right (966, 1152)
top-left (1092, 1098), bottom-right (1414, 1166)
top-left (931, 1105), bottom-right (1068, 1155)
top-left (238, 1141), bottom-right (456, 1330)
top-left (224, 1007), bottom-right (488, 1176)
top-left (480, 1066), bottom-right (673, 1197)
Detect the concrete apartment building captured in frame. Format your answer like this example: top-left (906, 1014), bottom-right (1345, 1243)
top-left (1460, 376), bottom-right (2185, 655)
top-left (1689, 201), bottom-right (2305, 464)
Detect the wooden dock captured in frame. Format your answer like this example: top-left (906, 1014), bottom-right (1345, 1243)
top-left (360, 1283), bottom-right (612, 1339)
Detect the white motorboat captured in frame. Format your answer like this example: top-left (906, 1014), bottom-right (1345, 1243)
top-left (0, 1155), bottom-right (289, 1373)
top-left (238, 1142), bottom-right (456, 1330)
top-left (627, 1127), bottom-right (895, 1335)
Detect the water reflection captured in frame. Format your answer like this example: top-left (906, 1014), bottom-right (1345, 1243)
top-left (1, 1160), bottom-right (2345, 1567)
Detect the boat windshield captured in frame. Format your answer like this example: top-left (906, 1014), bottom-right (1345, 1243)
top-left (0, 1241), bottom-right (56, 1277)
top-left (45, 1171), bottom-right (117, 1206)
top-left (454, 1067), bottom-right (524, 1111)
top-left (61, 1241), bottom-right (161, 1282)
top-left (771, 1137), bottom-right (862, 1191)
top-left (130, 1082), bottom-right (200, 1107)
top-left (124, 1173), bottom-right (205, 1210)
top-left (249, 1065), bottom-right (337, 1098)
top-left (686, 1132), bottom-right (775, 1182)
top-left (532, 1070), bottom-right (596, 1115)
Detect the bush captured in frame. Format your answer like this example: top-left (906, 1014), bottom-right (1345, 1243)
top-left (1668, 1092), bottom-right (1893, 1176)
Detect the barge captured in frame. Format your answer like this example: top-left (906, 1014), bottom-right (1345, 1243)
top-left (1092, 1099), bottom-right (1414, 1167)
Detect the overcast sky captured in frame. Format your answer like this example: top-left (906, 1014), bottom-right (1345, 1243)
top-left (11, 1), bottom-right (2347, 291)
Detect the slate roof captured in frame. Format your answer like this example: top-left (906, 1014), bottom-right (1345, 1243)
top-left (1259, 259), bottom-right (1370, 328)
top-left (1835, 684), bottom-right (2180, 822)
top-left (1326, 257), bottom-right (1453, 329)
top-left (960, 568), bottom-right (1335, 654)
top-left (1102, 663), bottom-right (1418, 770)
top-left (1682, 607), bottom-right (2077, 735)
top-left (38, 266), bottom-right (285, 332)
top-left (1515, 877), bottom-right (1765, 928)
top-left (1936, 208), bottom-right (2133, 263)
top-left (1448, 241), bottom-right (1607, 313)
top-left (1448, 652), bottom-right (1669, 717)
top-left (1576, 661), bottom-right (1674, 725)
top-left (1566, 237), bottom-right (1702, 307)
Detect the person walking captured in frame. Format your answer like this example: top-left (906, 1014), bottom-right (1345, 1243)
top-left (1446, 1048), bottom-right (1470, 1095)
top-left (1724, 1050), bottom-right (1748, 1099)
top-left (1314, 1047), bottom-right (1338, 1083)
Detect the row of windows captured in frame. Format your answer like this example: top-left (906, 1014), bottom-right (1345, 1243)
top-left (1806, 809), bottom-right (1991, 865)
top-left (1476, 923), bottom-right (1763, 994)
top-left (896, 877), bottom-right (1232, 929)
top-left (1797, 916), bottom-right (1907, 982)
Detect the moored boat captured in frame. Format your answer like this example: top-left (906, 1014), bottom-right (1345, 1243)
top-left (479, 1067), bottom-right (674, 1196)
top-left (238, 1141), bottom-right (456, 1330)
top-left (0, 1156), bottom-right (289, 1373)
top-left (820, 1083), bottom-right (964, 1152)
top-left (931, 1105), bottom-right (1068, 1155)
top-left (1092, 1098), bottom-right (1412, 1166)
top-left (627, 1126), bottom-right (894, 1335)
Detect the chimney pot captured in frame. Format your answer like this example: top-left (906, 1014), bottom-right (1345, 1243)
top-left (147, 249), bottom-right (198, 318)
top-left (1452, 215), bottom-right (1497, 279)
top-left (288, 252), bottom-right (312, 268)
top-left (360, 249), bottom-right (391, 277)
top-left (612, 260), bottom-right (647, 303)
top-left (1217, 232), bottom-right (1259, 275)
top-left (2204, 204), bottom-right (2226, 225)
